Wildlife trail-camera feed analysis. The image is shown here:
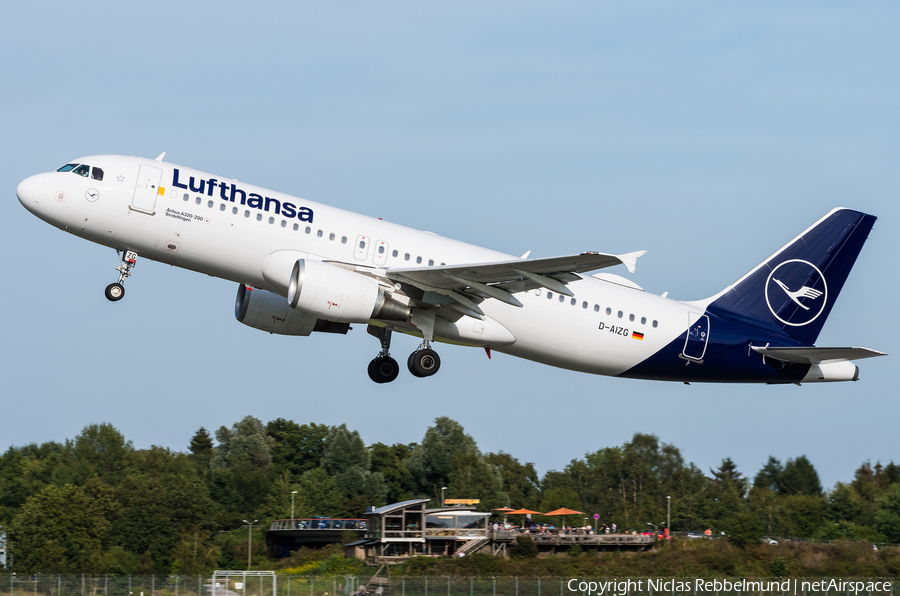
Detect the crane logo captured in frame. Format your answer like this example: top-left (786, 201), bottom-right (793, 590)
top-left (765, 259), bottom-right (828, 327)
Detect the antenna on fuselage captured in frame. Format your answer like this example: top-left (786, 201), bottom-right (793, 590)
top-left (155, 152), bottom-right (166, 162)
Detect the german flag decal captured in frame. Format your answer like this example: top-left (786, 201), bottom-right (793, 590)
top-left (632, 331), bottom-right (644, 340)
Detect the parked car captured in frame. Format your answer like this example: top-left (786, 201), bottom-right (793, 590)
top-left (762, 537), bottom-right (778, 545)
top-left (686, 531), bottom-right (707, 539)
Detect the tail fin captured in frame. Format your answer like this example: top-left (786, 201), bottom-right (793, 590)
top-left (706, 208), bottom-right (876, 344)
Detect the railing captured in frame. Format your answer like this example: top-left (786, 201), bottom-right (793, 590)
top-left (269, 519), bottom-right (367, 531)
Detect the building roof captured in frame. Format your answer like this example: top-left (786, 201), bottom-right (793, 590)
top-left (368, 499), bottom-right (430, 516)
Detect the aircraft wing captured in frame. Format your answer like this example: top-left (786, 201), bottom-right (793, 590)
top-left (750, 346), bottom-right (887, 364)
top-left (384, 250), bottom-right (645, 317)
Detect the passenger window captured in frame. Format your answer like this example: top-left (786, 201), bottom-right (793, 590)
top-left (305, 226), bottom-right (311, 234)
top-left (281, 220), bottom-right (286, 228)
top-left (547, 292), bottom-right (553, 299)
top-left (559, 295), bottom-right (565, 303)
top-left (652, 320), bottom-right (658, 328)
top-left (183, 194), bottom-right (189, 202)
top-left (641, 317), bottom-right (646, 325)
top-left (268, 217), bottom-right (274, 224)
top-left (91, 167), bottom-right (104, 181)
top-left (317, 230), bottom-right (323, 237)
top-left (219, 204), bottom-right (225, 211)
top-left (244, 210), bottom-right (250, 217)
top-left (232, 207), bottom-right (238, 214)
top-left (404, 253), bottom-right (410, 261)
top-left (57, 164), bottom-right (78, 172)
top-left (629, 314), bottom-right (635, 322)
top-left (582, 301), bottom-right (588, 309)
top-left (342, 236), bottom-right (348, 244)
top-left (195, 197), bottom-right (201, 205)
top-left (594, 304), bottom-right (599, 312)
top-left (606, 307), bottom-right (612, 315)
top-left (618, 311), bottom-right (623, 318)
top-left (208, 200), bottom-right (214, 208)
top-left (416, 256), bottom-right (422, 264)
top-left (570, 298), bottom-right (576, 305)
top-left (428, 259), bottom-right (434, 266)
top-left (329, 233), bottom-right (335, 240)
top-left (378, 246), bottom-right (385, 254)
top-left (73, 164), bottom-right (90, 177)
top-left (293, 223), bottom-right (299, 231)
top-left (392, 250), bottom-right (398, 257)
top-left (257, 214), bottom-right (262, 221)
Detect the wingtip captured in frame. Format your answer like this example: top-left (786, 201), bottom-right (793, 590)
top-left (618, 250), bottom-right (647, 274)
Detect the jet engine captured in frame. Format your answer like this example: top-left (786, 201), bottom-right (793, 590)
top-left (235, 284), bottom-right (319, 335)
top-left (287, 259), bottom-right (409, 324)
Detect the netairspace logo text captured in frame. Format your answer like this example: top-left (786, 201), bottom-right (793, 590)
top-left (565, 579), bottom-right (895, 596)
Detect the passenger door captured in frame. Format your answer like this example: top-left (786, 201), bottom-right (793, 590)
top-left (131, 164), bottom-right (162, 214)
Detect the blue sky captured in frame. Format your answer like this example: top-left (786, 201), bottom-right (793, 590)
top-left (2, 1), bottom-right (897, 491)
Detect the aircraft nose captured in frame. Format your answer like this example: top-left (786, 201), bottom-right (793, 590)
top-left (17, 174), bottom-right (46, 212)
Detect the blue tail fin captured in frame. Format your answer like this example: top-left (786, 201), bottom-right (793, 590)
top-left (706, 208), bottom-right (876, 345)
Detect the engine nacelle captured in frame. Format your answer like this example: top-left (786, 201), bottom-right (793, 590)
top-left (235, 284), bottom-right (319, 336)
top-left (287, 259), bottom-right (409, 324)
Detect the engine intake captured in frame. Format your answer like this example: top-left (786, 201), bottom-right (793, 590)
top-left (287, 259), bottom-right (409, 324)
top-left (235, 284), bottom-right (318, 336)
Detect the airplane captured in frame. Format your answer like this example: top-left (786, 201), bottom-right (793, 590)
top-left (17, 153), bottom-right (886, 384)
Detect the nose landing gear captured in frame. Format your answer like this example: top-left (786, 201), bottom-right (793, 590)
top-left (105, 250), bottom-right (137, 302)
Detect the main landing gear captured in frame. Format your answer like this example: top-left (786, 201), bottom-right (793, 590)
top-left (105, 250), bottom-right (137, 302)
top-left (367, 327), bottom-right (401, 384)
top-left (408, 343), bottom-right (441, 378)
top-left (366, 326), bottom-right (442, 383)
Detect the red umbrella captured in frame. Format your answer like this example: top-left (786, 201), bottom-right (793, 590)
top-left (505, 509), bottom-right (542, 528)
top-left (542, 507), bottom-right (584, 532)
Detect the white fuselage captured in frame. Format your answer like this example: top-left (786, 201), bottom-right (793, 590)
top-left (17, 154), bottom-right (707, 378)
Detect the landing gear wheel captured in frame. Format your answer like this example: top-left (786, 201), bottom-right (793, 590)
top-left (368, 356), bottom-right (400, 384)
top-left (408, 348), bottom-right (441, 378)
top-left (105, 283), bottom-right (125, 302)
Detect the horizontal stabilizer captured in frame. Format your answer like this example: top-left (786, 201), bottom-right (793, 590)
top-left (750, 346), bottom-right (887, 365)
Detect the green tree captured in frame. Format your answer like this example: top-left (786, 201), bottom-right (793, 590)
top-left (780, 456), bottom-right (823, 496)
top-left (724, 510), bottom-right (765, 548)
top-left (296, 468), bottom-right (344, 518)
top-left (321, 424), bottom-right (387, 505)
top-left (370, 442), bottom-right (416, 503)
top-left (267, 419), bottom-right (329, 479)
top-left (447, 450), bottom-right (504, 509)
top-left (406, 417), bottom-right (478, 501)
top-left (753, 456), bottom-right (783, 492)
top-left (9, 478), bottom-right (119, 572)
top-left (171, 525), bottom-right (221, 575)
top-left (874, 483), bottom-right (900, 542)
top-left (212, 416), bottom-right (275, 469)
top-left (484, 452), bottom-right (541, 509)
top-left (54, 423), bottom-right (134, 486)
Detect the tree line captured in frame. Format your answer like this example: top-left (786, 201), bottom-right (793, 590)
top-left (0, 416), bottom-right (898, 574)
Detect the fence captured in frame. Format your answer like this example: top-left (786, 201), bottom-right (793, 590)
top-left (0, 576), bottom-right (896, 596)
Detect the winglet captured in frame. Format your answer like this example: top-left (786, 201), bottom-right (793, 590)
top-left (520, 251), bottom-right (531, 260)
top-left (617, 250), bottom-right (647, 274)
top-left (155, 152), bottom-right (166, 162)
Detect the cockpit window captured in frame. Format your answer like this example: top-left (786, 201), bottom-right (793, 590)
top-left (91, 167), bottom-right (104, 181)
top-left (72, 164), bottom-right (91, 177)
top-left (57, 164), bottom-right (78, 172)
